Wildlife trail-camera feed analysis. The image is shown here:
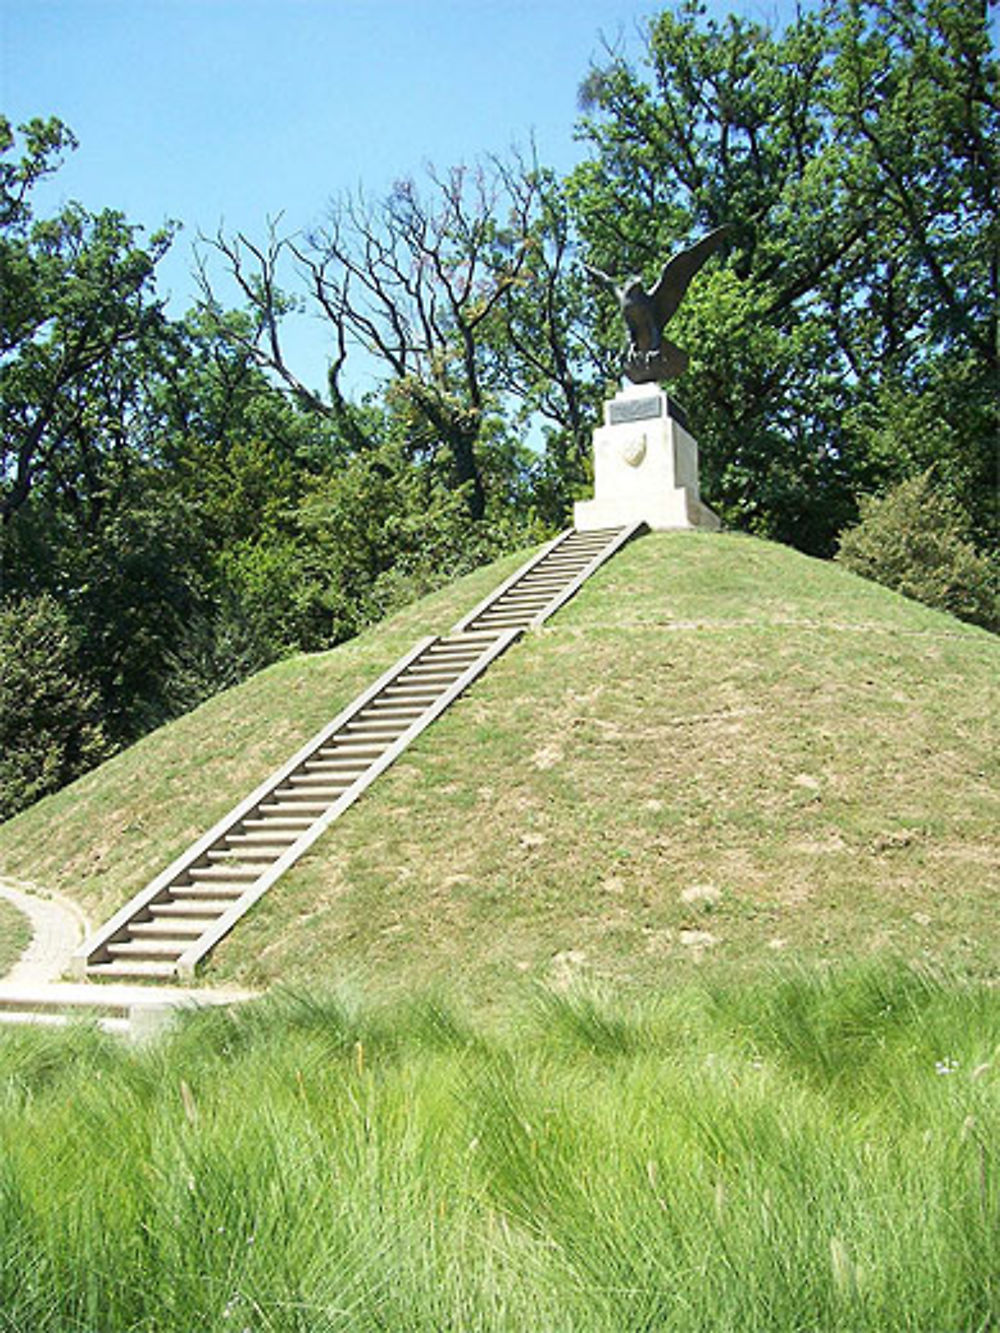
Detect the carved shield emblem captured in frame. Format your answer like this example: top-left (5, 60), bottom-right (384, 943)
top-left (621, 434), bottom-right (646, 468)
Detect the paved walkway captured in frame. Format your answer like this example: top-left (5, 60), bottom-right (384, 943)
top-left (0, 878), bottom-right (89, 984)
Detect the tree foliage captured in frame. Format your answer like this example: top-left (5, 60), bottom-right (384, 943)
top-left (0, 594), bottom-right (108, 821)
top-left (836, 470), bottom-right (999, 631)
top-left (0, 116), bottom-right (175, 527)
top-left (570, 0), bottom-right (998, 552)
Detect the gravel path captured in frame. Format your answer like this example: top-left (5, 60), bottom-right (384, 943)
top-left (0, 879), bottom-right (89, 984)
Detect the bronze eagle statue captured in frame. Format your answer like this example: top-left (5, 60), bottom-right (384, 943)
top-left (584, 225), bottom-right (731, 384)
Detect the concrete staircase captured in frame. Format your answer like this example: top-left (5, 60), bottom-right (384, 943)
top-left (72, 524), bottom-right (642, 983)
top-left (454, 525), bottom-right (639, 633)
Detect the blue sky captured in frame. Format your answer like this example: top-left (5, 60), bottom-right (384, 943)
top-left (2, 0), bottom-right (790, 395)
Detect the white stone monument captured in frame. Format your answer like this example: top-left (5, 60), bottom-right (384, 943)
top-left (574, 382), bottom-right (720, 532)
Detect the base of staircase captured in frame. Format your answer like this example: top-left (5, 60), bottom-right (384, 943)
top-left (0, 982), bottom-right (254, 1042)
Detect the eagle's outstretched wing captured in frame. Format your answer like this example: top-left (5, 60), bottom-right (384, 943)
top-left (648, 226), bottom-right (731, 328)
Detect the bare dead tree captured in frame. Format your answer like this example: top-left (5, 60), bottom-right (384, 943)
top-left (197, 155), bottom-right (594, 519)
top-left (478, 155), bottom-right (606, 463)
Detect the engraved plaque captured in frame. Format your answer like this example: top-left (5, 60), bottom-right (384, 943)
top-left (609, 395), bottom-right (663, 426)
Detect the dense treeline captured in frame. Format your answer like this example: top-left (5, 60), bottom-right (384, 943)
top-left (1, 0), bottom-right (996, 819)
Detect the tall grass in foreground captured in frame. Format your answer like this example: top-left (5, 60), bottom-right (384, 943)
top-left (0, 964), bottom-right (996, 1331)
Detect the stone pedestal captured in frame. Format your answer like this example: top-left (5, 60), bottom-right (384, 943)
top-left (574, 383), bottom-right (720, 532)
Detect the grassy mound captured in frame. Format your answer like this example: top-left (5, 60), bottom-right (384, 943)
top-left (1, 965), bottom-right (998, 1330)
top-left (0, 532), bottom-right (996, 1000)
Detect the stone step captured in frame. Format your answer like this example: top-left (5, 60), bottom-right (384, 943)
top-left (373, 698), bottom-right (442, 712)
top-left (416, 643), bottom-right (468, 653)
top-left (107, 938), bottom-right (186, 961)
top-left (257, 800), bottom-right (328, 817)
top-left (271, 777), bottom-right (347, 792)
top-left (150, 899), bottom-right (234, 918)
top-left (331, 733), bottom-right (404, 749)
top-left (260, 783), bottom-right (344, 794)
top-left (379, 685), bottom-right (442, 700)
top-left (421, 649), bottom-right (483, 663)
top-left (471, 614), bottom-right (536, 627)
top-left (283, 771), bottom-right (362, 788)
top-left (290, 777), bottom-right (360, 793)
top-left (511, 576), bottom-right (581, 590)
top-left (171, 882), bottom-right (246, 900)
top-left (502, 577), bottom-right (572, 590)
top-left (481, 602), bottom-right (551, 614)
top-left (365, 692), bottom-right (431, 705)
top-left (289, 783), bottom-right (361, 798)
top-left (362, 693), bottom-right (429, 706)
top-left (403, 662), bottom-right (466, 676)
top-left (373, 697), bottom-right (439, 711)
top-left (394, 675), bottom-right (459, 689)
top-left (208, 845), bottom-right (284, 863)
top-left (496, 580), bottom-right (568, 593)
top-left (302, 748), bottom-right (383, 765)
top-left (514, 581), bottom-right (576, 594)
top-left (0, 984), bottom-right (153, 1018)
top-left (188, 864), bottom-right (260, 883)
top-left (529, 565), bottom-right (594, 578)
top-left (130, 918), bottom-right (204, 939)
top-left (434, 629), bottom-right (498, 639)
top-left (86, 960), bottom-right (180, 980)
top-left (306, 751), bottom-right (382, 766)
top-left (483, 595), bottom-right (555, 606)
top-left (321, 737), bottom-right (392, 752)
top-left (476, 611), bottom-right (547, 623)
top-left (225, 830), bottom-right (299, 846)
top-left (360, 708), bottom-right (425, 724)
top-left (242, 817), bottom-right (313, 832)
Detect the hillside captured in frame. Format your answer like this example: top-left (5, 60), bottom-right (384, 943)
top-left (1, 532), bottom-right (996, 1003)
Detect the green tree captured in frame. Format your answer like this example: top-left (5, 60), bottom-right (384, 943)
top-left (836, 470), bottom-right (998, 631)
top-left (0, 594), bottom-right (108, 819)
top-left (0, 116), bottom-right (175, 529)
top-left (0, 157), bottom-right (336, 748)
top-left (569, 0), bottom-right (998, 553)
top-left (296, 433), bottom-right (534, 644)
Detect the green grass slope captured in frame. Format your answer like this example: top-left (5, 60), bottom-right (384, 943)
top-left (1, 533), bottom-right (996, 1001)
top-left (0, 897), bottom-right (31, 975)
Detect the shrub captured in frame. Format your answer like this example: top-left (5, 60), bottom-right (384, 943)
top-left (0, 594), bottom-right (109, 820)
top-left (836, 471), bottom-right (998, 631)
